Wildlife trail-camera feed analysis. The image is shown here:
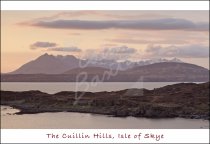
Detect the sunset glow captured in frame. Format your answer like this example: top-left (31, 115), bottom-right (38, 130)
top-left (1, 10), bottom-right (209, 73)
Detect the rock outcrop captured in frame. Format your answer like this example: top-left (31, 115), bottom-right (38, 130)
top-left (1, 82), bottom-right (209, 120)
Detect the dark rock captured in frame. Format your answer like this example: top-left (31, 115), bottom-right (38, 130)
top-left (1, 82), bottom-right (209, 120)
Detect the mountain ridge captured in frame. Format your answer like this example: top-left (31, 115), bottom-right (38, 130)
top-left (10, 53), bottom-right (80, 74)
top-left (9, 53), bottom-right (184, 74)
top-left (2, 62), bottom-right (209, 82)
top-left (3, 53), bottom-right (209, 82)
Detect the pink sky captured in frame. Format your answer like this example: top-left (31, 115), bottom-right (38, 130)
top-left (1, 10), bottom-right (209, 73)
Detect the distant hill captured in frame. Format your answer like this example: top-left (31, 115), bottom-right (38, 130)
top-left (63, 67), bottom-right (110, 75)
top-left (2, 62), bottom-right (209, 82)
top-left (122, 62), bottom-right (209, 82)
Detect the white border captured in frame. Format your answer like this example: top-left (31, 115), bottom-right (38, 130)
top-left (1, 129), bottom-right (209, 143)
top-left (1, 1), bottom-right (209, 10)
top-left (1, 1), bottom-right (209, 144)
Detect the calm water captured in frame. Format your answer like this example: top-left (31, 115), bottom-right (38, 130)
top-left (1, 106), bottom-right (209, 129)
top-left (1, 82), bottom-right (180, 94)
top-left (1, 82), bottom-right (208, 129)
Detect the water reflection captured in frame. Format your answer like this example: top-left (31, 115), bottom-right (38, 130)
top-left (1, 106), bottom-right (209, 129)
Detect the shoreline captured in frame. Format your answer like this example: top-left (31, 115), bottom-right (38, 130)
top-left (1, 82), bottom-right (209, 120)
top-left (1, 105), bottom-right (208, 121)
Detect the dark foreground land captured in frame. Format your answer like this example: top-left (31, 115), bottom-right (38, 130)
top-left (1, 82), bottom-right (209, 120)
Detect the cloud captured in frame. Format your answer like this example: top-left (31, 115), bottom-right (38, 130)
top-left (18, 11), bottom-right (169, 24)
top-left (145, 44), bottom-right (209, 58)
top-left (30, 41), bottom-right (57, 49)
top-left (82, 46), bottom-right (137, 61)
top-left (103, 46), bottom-right (137, 54)
top-left (30, 41), bottom-right (81, 52)
top-left (29, 18), bottom-right (209, 31)
top-left (48, 47), bottom-right (82, 52)
top-left (108, 38), bottom-right (189, 45)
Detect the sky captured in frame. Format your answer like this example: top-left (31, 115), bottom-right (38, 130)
top-left (1, 10), bottom-right (209, 73)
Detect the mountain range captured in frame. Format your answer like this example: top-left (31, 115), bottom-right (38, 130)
top-left (2, 53), bottom-right (209, 82)
top-left (10, 53), bottom-right (183, 74)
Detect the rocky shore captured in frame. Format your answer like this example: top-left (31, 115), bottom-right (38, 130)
top-left (1, 82), bottom-right (209, 120)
